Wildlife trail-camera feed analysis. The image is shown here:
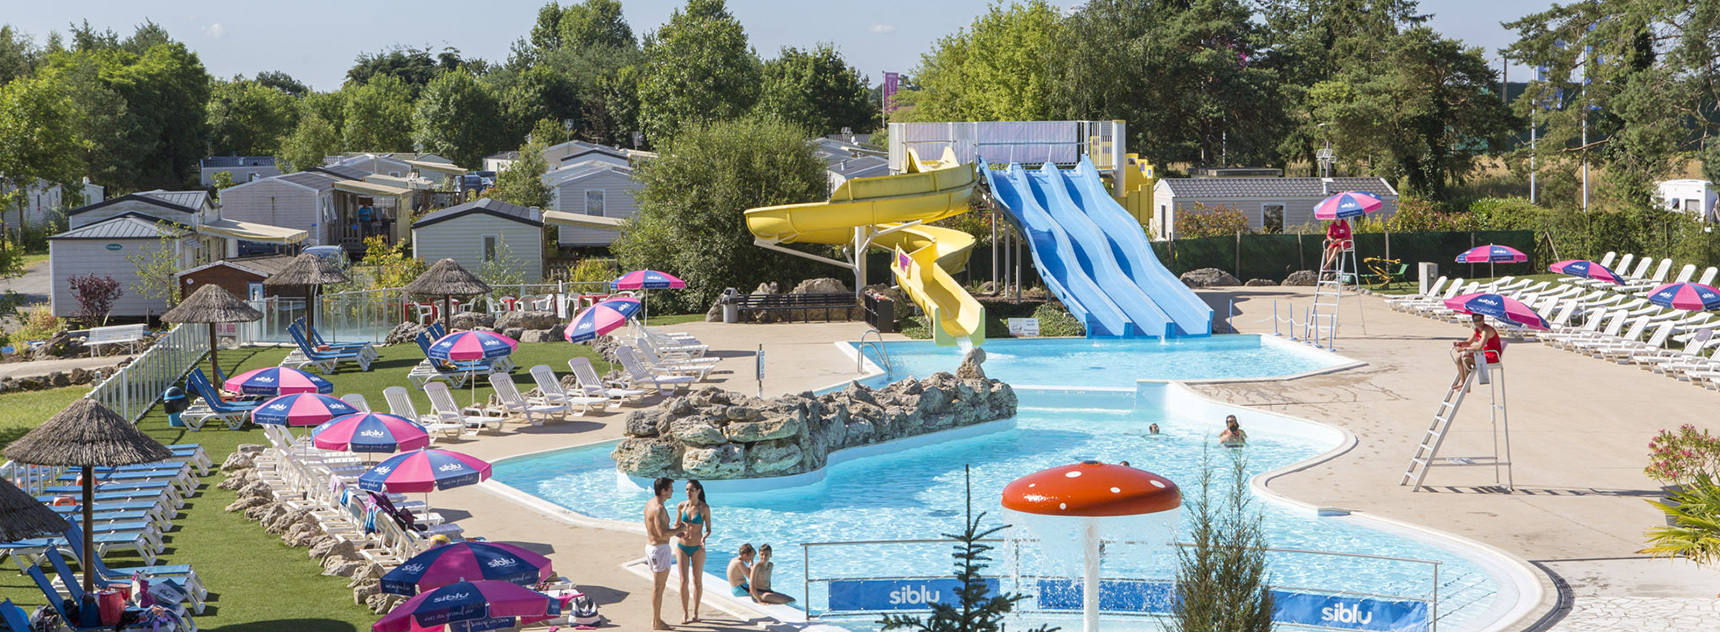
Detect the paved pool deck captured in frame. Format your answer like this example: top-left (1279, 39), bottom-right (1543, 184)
top-left (421, 294), bottom-right (1716, 632)
top-left (1197, 286), bottom-right (1719, 631)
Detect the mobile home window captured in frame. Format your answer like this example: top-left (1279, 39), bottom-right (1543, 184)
top-left (1262, 203), bottom-right (1285, 234)
top-left (482, 235), bottom-right (498, 263)
top-left (585, 190), bottom-right (606, 216)
top-left (1687, 199), bottom-right (1703, 213)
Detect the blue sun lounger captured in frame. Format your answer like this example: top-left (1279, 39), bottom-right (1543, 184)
top-left (24, 563), bottom-right (195, 631)
top-left (41, 548), bottom-right (204, 618)
top-left (58, 523), bottom-right (207, 612)
top-left (42, 481), bottom-right (182, 510)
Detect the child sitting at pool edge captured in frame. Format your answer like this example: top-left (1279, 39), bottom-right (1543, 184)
top-left (750, 545), bottom-right (794, 604)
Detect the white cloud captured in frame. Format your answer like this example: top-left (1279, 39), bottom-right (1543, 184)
top-left (869, 24), bottom-right (895, 34)
top-left (201, 23), bottom-right (225, 38)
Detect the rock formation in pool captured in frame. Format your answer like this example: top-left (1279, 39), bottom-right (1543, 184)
top-left (611, 348), bottom-right (1016, 480)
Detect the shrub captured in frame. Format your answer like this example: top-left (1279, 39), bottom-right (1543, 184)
top-left (1175, 202), bottom-right (1252, 238)
top-left (1171, 447), bottom-right (1274, 632)
top-left (359, 236), bottom-right (427, 290)
top-left (475, 236), bottom-right (529, 288)
top-left (67, 274), bottom-right (122, 326)
top-left (1645, 425), bottom-right (1720, 486)
top-left (7, 304), bottom-right (63, 347)
top-left (568, 257), bottom-right (621, 287)
top-left (1031, 302), bottom-right (1084, 337)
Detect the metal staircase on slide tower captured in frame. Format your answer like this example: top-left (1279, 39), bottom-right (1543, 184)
top-left (1402, 350), bottom-right (1514, 492)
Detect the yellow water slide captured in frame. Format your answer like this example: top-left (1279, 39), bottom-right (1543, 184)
top-left (745, 149), bottom-right (986, 346)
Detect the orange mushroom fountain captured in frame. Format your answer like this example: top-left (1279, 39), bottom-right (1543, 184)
top-left (1002, 460), bottom-right (1181, 632)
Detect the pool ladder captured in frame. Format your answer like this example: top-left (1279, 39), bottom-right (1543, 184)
top-left (857, 329), bottom-right (893, 380)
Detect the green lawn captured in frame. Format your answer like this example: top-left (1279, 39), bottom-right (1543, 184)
top-left (19, 253), bottom-right (48, 269)
top-left (0, 341), bottom-right (612, 631)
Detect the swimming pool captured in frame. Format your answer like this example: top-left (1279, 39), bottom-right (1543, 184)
top-left (491, 386), bottom-right (1513, 631)
top-left (858, 335), bottom-right (1353, 388)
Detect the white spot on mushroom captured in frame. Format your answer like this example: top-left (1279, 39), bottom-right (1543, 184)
top-left (1065, 471), bottom-right (1082, 478)
top-left (1110, 487), bottom-right (1121, 494)
top-left (1059, 503), bottom-right (1067, 510)
top-left (1150, 480), bottom-right (1166, 488)
top-left (1028, 483), bottom-right (1036, 488)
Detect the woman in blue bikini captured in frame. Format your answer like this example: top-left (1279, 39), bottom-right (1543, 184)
top-left (674, 480), bottom-right (711, 624)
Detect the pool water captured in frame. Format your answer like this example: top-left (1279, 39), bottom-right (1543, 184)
top-left (492, 391), bottom-right (1499, 631)
top-left (863, 335), bottom-right (1347, 387)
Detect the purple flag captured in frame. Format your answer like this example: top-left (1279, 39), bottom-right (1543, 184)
top-left (884, 72), bottom-right (899, 113)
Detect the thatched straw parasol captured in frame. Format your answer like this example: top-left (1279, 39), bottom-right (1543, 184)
top-left (161, 285), bottom-right (263, 379)
top-left (4, 398), bottom-right (172, 597)
top-left (405, 259), bottom-right (492, 330)
top-left (263, 252), bottom-right (350, 335)
top-left (0, 476), bottom-right (70, 543)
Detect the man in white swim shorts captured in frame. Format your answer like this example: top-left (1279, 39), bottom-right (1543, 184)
top-left (645, 476), bottom-right (682, 630)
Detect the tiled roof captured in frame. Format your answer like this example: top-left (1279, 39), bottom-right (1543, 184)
top-left (51, 213), bottom-right (191, 240)
top-left (413, 198), bottom-right (543, 228)
top-left (1161, 177), bottom-right (1397, 199)
top-left (201, 156), bottom-right (277, 168)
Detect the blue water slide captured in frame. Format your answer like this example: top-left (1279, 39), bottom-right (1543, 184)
top-left (1062, 158), bottom-right (1213, 336)
top-left (983, 164), bottom-right (1130, 337)
top-left (1028, 164), bottom-right (1171, 337)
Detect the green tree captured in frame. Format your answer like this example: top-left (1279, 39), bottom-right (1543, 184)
top-left (412, 69), bottom-right (505, 168)
top-left (897, 0), bottom-right (1063, 123)
top-left (637, 0), bottom-right (762, 144)
top-left (346, 46), bottom-right (453, 98)
top-left (34, 58), bottom-right (141, 191)
top-left (210, 170), bottom-right (237, 193)
top-left (1170, 447), bottom-right (1274, 632)
top-left (206, 77), bottom-right (301, 156)
top-left (255, 70), bottom-right (310, 97)
top-left (530, 2), bottom-right (567, 53)
top-left (0, 75), bottom-right (85, 238)
top-left (340, 75), bottom-right (414, 151)
top-left (613, 115), bottom-right (826, 312)
top-left (0, 25), bottom-right (40, 84)
top-left (49, 29), bottom-right (213, 190)
top-left (1309, 27), bottom-right (1517, 197)
top-left (279, 112), bottom-right (340, 172)
top-left (756, 44), bottom-right (876, 136)
top-left (495, 64), bottom-right (583, 145)
top-left (490, 135), bottom-right (552, 209)
top-left (877, 466), bottom-right (1055, 632)
top-left (559, 0), bottom-right (635, 50)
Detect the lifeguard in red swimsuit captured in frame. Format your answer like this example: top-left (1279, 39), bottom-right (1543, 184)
top-left (1452, 313), bottom-right (1501, 390)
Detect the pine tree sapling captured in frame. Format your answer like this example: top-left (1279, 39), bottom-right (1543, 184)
top-left (67, 273), bottom-right (122, 326)
top-left (1170, 445), bottom-right (1274, 632)
top-left (879, 466), bottom-right (1056, 632)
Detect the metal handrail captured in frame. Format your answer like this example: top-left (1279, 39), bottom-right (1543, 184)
top-left (857, 329), bottom-right (892, 380)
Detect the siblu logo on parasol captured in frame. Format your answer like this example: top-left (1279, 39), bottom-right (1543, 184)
top-left (437, 462), bottom-right (465, 472)
top-left (373, 465), bottom-right (392, 474)
top-left (359, 429), bottom-right (386, 438)
top-left (256, 376), bottom-right (276, 383)
top-left (431, 592), bottom-right (471, 603)
top-left (399, 563), bottom-right (425, 573)
top-left (268, 403), bottom-right (289, 410)
top-left (486, 558), bottom-right (518, 568)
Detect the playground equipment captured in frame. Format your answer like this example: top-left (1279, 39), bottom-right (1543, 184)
top-left (985, 158), bottom-right (1212, 338)
top-left (744, 148), bottom-right (986, 346)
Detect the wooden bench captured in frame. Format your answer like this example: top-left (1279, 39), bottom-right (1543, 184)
top-left (725, 292), bottom-right (857, 322)
top-left (83, 324), bottom-right (148, 354)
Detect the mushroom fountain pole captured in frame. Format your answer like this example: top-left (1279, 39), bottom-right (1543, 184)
top-left (1001, 460), bottom-right (1181, 632)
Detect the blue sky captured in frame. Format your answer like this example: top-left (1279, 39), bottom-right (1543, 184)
top-left (8, 0), bottom-right (1547, 91)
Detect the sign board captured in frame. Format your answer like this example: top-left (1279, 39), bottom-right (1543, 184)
top-left (1007, 318), bottom-right (1040, 338)
top-left (1033, 579), bottom-right (1428, 632)
top-left (827, 578), bottom-right (997, 612)
top-left (105, 243), bottom-right (123, 251)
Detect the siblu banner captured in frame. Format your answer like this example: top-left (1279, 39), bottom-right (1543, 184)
top-left (1035, 579), bottom-right (1176, 613)
top-left (883, 72), bottom-right (899, 112)
top-left (827, 579), bottom-right (996, 612)
top-left (1271, 591), bottom-right (1429, 632)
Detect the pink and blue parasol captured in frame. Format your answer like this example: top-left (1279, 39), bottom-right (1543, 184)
top-left (427, 330), bottom-right (518, 362)
top-left (250, 393), bottom-right (359, 427)
top-left (370, 580), bottom-right (559, 632)
top-left (611, 269), bottom-right (685, 290)
top-left (1443, 293), bottom-right (1551, 330)
top-left (1454, 244), bottom-right (1527, 263)
top-left (379, 542), bottom-right (554, 596)
top-left (563, 297), bottom-right (641, 343)
top-left (1647, 282), bottom-right (1720, 311)
top-left (224, 366), bottom-right (333, 395)
top-left (311, 413), bottom-right (431, 454)
top-left (1549, 259), bottom-right (1623, 285)
top-left (358, 448), bottom-right (492, 494)
top-left (1313, 191), bottom-right (1384, 220)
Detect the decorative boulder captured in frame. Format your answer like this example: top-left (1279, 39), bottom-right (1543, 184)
top-left (723, 417), bottom-right (800, 443)
top-left (1245, 278), bottom-right (1277, 287)
top-left (449, 312), bottom-right (495, 330)
top-left (956, 347), bottom-right (987, 380)
top-left (1180, 268), bottom-right (1241, 288)
top-left (495, 310), bottom-right (561, 331)
top-left (611, 438), bottom-right (682, 477)
top-left (1282, 270), bottom-right (1319, 286)
top-left (520, 329), bottom-right (561, 344)
top-left (384, 322), bottom-right (429, 346)
top-left (748, 439), bottom-right (804, 475)
top-left (682, 444), bottom-right (747, 478)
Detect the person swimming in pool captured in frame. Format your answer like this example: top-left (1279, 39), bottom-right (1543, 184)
top-left (1219, 415), bottom-right (1247, 447)
top-left (1149, 423), bottom-right (1161, 435)
top-left (750, 545), bottom-right (794, 604)
top-left (673, 480), bottom-right (711, 624)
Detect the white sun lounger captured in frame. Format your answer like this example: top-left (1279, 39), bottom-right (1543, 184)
top-left (486, 373), bottom-right (569, 426)
top-left (615, 346), bottom-right (696, 394)
top-left (565, 358), bottom-right (648, 407)
top-left (424, 382), bottom-right (505, 435)
top-left (528, 364), bottom-right (615, 414)
top-left (384, 386), bottom-right (461, 439)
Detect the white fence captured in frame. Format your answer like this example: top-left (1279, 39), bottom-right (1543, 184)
top-left (246, 281), bottom-right (615, 345)
top-left (87, 323), bottom-right (208, 423)
top-left (887, 120), bottom-right (1125, 173)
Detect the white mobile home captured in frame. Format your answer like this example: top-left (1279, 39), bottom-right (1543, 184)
top-left (200, 156), bottom-right (281, 187)
top-left (1149, 177), bottom-right (1399, 239)
top-left (49, 213), bottom-right (195, 318)
top-left (68, 190), bottom-right (212, 229)
top-left (543, 162), bottom-right (640, 247)
top-left (412, 198), bottom-right (544, 281)
top-left (1656, 179), bottom-right (1718, 222)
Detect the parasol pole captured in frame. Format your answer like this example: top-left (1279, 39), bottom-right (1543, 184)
top-left (81, 464), bottom-right (95, 597)
top-left (208, 322), bottom-right (220, 379)
top-left (444, 295), bottom-right (454, 331)
top-left (1083, 518), bottom-right (1100, 632)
